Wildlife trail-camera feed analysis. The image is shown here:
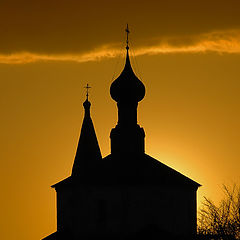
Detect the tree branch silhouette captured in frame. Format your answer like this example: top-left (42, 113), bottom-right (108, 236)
top-left (198, 184), bottom-right (240, 239)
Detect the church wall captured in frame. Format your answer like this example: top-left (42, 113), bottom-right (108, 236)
top-left (56, 184), bottom-right (131, 238)
top-left (56, 183), bottom-right (197, 238)
top-left (122, 185), bottom-right (196, 237)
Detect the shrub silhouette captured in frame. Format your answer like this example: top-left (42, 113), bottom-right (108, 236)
top-left (198, 184), bottom-right (240, 240)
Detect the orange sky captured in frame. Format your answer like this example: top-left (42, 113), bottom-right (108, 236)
top-left (0, 1), bottom-right (240, 239)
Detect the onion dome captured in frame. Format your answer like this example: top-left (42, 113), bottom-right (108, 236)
top-left (110, 49), bottom-right (145, 103)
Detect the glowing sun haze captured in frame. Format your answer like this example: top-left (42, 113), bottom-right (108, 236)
top-left (0, 0), bottom-right (240, 239)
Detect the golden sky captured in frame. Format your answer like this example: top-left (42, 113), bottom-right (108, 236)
top-left (0, 0), bottom-right (240, 239)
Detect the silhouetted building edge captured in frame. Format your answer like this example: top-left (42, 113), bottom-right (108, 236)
top-left (42, 27), bottom-right (200, 240)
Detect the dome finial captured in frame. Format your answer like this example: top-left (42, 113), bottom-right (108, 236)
top-left (125, 24), bottom-right (130, 50)
top-left (83, 83), bottom-right (91, 113)
top-left (84, 83), bottom-right (91, 101)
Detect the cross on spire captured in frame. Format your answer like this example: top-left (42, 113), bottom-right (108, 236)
top-left (125, 24), bottom-right (130, 50)
top-left (84, 83), bottom-right (91, 100)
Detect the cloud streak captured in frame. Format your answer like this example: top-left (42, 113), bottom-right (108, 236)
top-left (1, 30), bottom-right (240, 64)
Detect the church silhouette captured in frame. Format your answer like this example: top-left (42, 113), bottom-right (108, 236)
top-left (43, 27), bottom-right (200, 240)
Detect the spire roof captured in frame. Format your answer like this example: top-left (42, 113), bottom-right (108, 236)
top-left (72, 88), bottom-right (102, 176)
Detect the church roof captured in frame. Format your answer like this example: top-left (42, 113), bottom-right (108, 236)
top-left (52, 153), bottom-right (200, 189)
top-left (100, 153), bottom-right (200, 188)
top-left (42, 231), bottom-right (69, 240)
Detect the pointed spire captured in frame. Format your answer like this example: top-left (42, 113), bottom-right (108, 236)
top-left (72, 86), bottom-right (102, 176)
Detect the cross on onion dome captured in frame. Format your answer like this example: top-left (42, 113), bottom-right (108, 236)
top-left (84, 83), bottom-right (91, 100)
top-left (125, 24), bottom-right (130, 50)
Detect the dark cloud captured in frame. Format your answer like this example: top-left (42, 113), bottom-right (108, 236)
top-left (0, 0), bottom-right (240, 54)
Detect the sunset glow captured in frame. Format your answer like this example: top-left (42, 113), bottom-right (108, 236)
top-left (0, 0), bottom-right (240, 239)
top-left (1, 30), bottom-right (240, 64)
